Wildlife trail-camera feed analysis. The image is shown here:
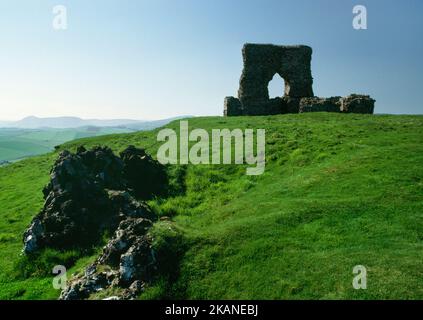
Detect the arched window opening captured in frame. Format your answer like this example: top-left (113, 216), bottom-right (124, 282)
top-left (268, 73), bottom-right (286, 98)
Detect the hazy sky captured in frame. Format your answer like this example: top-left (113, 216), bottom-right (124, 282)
top-left (0, 0), bottom-right (422, 120)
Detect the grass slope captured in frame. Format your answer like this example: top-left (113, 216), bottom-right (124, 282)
top-left (0, 113), bottom-right (422, 299)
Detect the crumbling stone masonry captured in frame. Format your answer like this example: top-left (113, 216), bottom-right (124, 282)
top-left (224, 43), bottom-right (375, 116)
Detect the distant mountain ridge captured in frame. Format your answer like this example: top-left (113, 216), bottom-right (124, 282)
top-left (0, 115), bottom-right (193, 162)
top-left (0, 115), bottom-right (191, 129)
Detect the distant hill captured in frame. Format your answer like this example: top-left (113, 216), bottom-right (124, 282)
top-left (0, 127), bottom-right (133, 162)
top-left (0, 115), bottom-right (192, 129)
top-left (0, 116), bottom-right (192, 162)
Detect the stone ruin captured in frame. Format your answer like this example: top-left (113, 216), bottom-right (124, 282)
top-left (224, 43), bottom-right (375, 116)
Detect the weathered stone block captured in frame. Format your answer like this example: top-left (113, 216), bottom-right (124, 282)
top-left (299, 97), bottom-right (342, 113)
top-left (224, 96), bottom-right (243, 116)
top-left (281, 97), bottom-right (301, 114)
top-left (340, 94), bottom-right (375, 114)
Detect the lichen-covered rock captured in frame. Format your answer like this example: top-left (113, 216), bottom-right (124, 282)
top-left (97, 217), bottom-right (153, 267)
top-left (59, 266), bottom-right (119, 300)
top-left (22, 145), bottom-right (171, 300)
top-left (23, 148), bottom-right (120, 253)
top-left (22, 218), bottom-right (44, 254)
top-left (119, 235), bottom-right (156, 285)
top-left (22, 146), bottom-right (167, 254)
top-left (59, 217), bottom-right (156, 300)
top-left (121, 280), bottom-right (145, 300)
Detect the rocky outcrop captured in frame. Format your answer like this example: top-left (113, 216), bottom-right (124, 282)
top-left (22, 146), bottom-right (167, 255)
top-left (23, 147), bottom-right (123, 253)
top-left (224, 43), bottom-right (375, 116)
top-left (22, 145), bottom-right (171, 300)
top-left (120, 146), bottom-right (168, 200)
top-left (59, 217), bottom-right (157, 300)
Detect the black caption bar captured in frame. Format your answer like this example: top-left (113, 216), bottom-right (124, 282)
top-left (1, 300), bottom-right (421, 319)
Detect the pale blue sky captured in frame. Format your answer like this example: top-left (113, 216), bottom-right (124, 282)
top-left (0, 0), bottom-right (422, 120)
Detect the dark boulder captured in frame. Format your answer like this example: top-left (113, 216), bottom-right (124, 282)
top-left (120, 146), bottom-right (168, 200)
top-left (24, 149), bottom-right (119, 252)
top-left (22, 146), bottom-right (166, 254)
top-left (107, 190), bottom-right (157, 221)
top-left (76, 146), bottom-right (125, 190)
top-left (22, 145), bottom-right (171, 300)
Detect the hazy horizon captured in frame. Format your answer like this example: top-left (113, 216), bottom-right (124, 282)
top-left (1, 0), bottom-right (422, 120)
top-left (0, 114), bottom-right (193, 122)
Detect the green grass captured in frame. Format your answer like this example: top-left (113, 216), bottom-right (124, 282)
top-left (0, 113), bottom-right (422, 299)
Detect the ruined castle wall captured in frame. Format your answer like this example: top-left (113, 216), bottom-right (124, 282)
top-left (237, 44), bottom-right (314, 115)
top-left (224, 43), bottom-right (375, 116)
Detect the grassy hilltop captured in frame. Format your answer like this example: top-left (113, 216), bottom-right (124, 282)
top-left (0, 113), bottom-right (422, 299)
